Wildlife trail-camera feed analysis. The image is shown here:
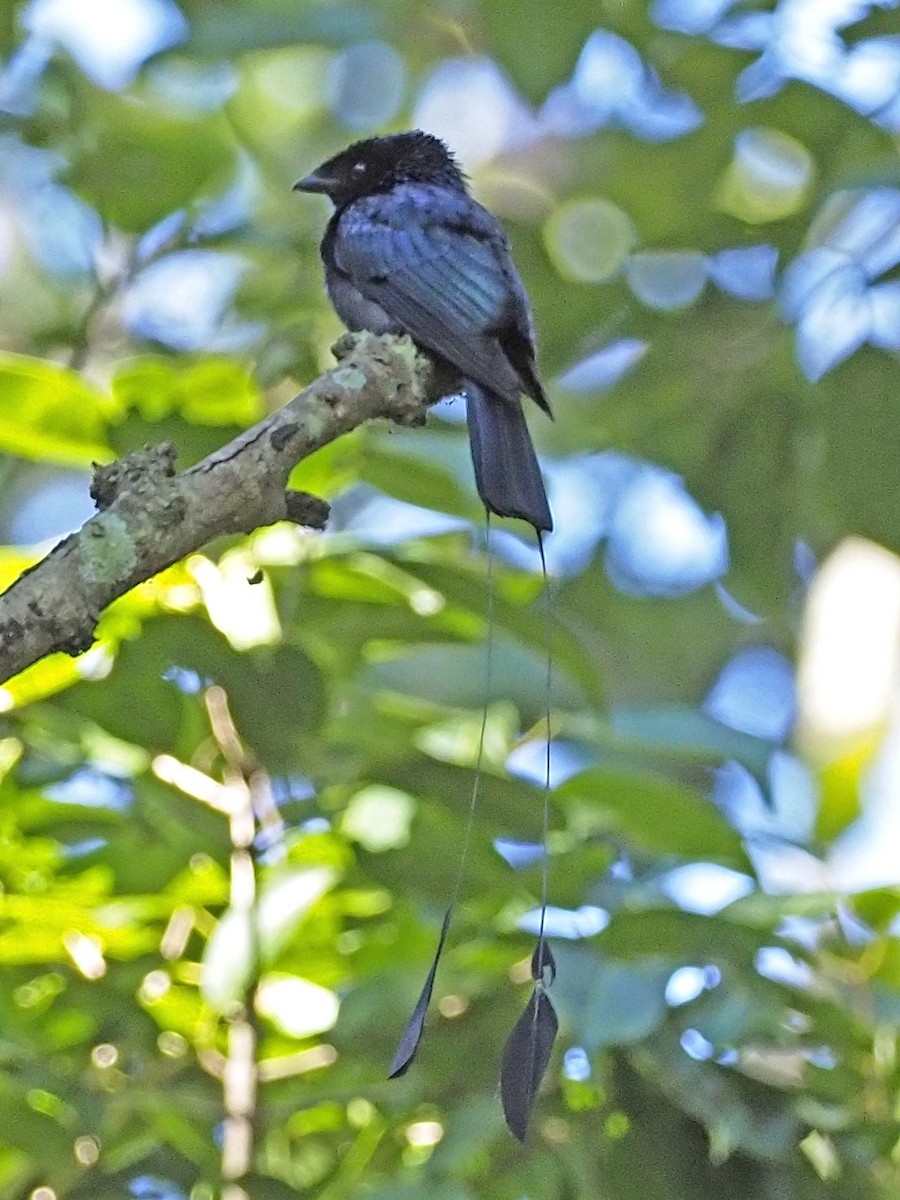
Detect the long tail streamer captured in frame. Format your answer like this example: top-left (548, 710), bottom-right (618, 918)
top-left (500, 530), bottom-right (558, 1141)
top-left (389, 516), bottom-right (495, 1078)
top-left (389, 520), bottom-right (559, 1143)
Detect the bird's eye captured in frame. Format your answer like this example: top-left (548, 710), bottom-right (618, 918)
top-left (352, 161), bottom-right (367, 175)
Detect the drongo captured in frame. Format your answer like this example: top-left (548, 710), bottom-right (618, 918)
top-left (294, 130), bottom-right (553, 531)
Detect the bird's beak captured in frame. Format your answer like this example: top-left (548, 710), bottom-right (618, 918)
top-left (292, 171), bottom-right (334, 195)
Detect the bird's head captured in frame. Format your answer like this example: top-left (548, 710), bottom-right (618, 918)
top-left (293, 130), bottom-right (467, 207)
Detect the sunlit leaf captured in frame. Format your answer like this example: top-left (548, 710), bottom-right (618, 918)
top-left (0, 354), bottom-right (110, 465)
top-left (112, 356), bottom-right (262, 426)
top-left (201, 906), bottom-right (255, 1011)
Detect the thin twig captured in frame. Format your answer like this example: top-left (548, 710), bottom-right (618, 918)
top-left (205, 686), bottom-right (265, 1199)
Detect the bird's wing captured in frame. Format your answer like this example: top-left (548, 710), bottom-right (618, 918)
top-left (332, 189), bottom-right (535, 403)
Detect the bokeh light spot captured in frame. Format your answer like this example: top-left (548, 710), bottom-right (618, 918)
top-left (414, 57), bottom-right (535, 166)
top-left (544, 198), bottom-right (637, 282)
top-left (405, 1120), bottom-right (443, 1147)
top-left (256, 974), bottom-right (339, 1038)
top-left (626, 250), bottom-right (707, 309)
top-left (342, 785), bottom-right (414, 851)
top-left (327, 41), bottom-right (405, 130)
top-left (74, 1136), bottom-right (100, 1166)
top-left (717, 128), bottom-right (814, 223)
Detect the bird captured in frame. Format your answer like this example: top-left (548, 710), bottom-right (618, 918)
top-left (293, 130), bottom-right (553, 532)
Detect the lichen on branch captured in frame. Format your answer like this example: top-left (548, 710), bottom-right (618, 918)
top-left (0, 332), bottom-right (436, 685)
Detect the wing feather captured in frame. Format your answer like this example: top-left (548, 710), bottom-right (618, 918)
top-left (333, 189), bottom-right (534, 402)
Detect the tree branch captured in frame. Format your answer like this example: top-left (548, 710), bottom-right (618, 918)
top-left (0, 332), bottom-right (436, 685)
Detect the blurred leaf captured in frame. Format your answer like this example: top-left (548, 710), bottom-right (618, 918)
top-left (0, 548), bottom-right (39, 591)
top-left (258, 866), bottom-right (335, 961)
top-left (852, 888), bottom-right (900, 933)
top-left (1, 653), bottom-right (84, 709)
top-left (201, 906), bottom-right (255, 1011)
top-left (287, 432), bottom-right (362, 498)
top-left (481, 0), bottom-right (600, 101)
top-left (186, 2), bottom-right (380, 54)
top-left (66, 97), bottom-right (235, 231)
top-left (0, 354), bottom-right (110, 465)
top-left (606, 705), bottom-right (773, 783)
top-left (631, 1030), bottom-right (804, 1162)
top-left (551, 945), bottom-right (670, 1048)
top-left (62, 616), bottom-right (325, 765)
top-left (112, 356), bottom-right (262, 427)
top-left (598, 910), bottom-right (785, 968)
top-left (408, 558), bottom-right (606, 708)
top-left (558, 765), bottom-right (748, 866)
top-left (367, 636), bottom-right (585, 724)
top-left (814, 744), bottom-right (868, 843)
top-left (360, 438), bottom-right (478, 523)
top-left (203, 867), bottom-right (334, 1011)
top-left (0, 888), bottom-right (159, 964)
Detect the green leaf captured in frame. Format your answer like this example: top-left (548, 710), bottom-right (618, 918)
top-left (630, 1031), bottom-right (804, 1162)
top-left (202, 868), bottom-right (335, 1011)
top-left (287, 431), bottom-right (362, 499)
top-left (608, 705), bottom-right (773, 784)
top-left (598, 910), bottom-right (780, 967)
top-left (408, 559), bottom-right (606, 708)
top-left (201, 907), bottom-right (255, 1010)
top-left (144, 1097), bottom-right (219, 1169)
top-left (481, 0), bottom-right (600, 102)
top-left (360, 433), bottom-right (480, 523)
top-left (558, 765), bottom-right (748, 866)
top-left (1, 653), bottom-right (85, 708)
top-left (551, 945), bottom-right (670, 1049)
top-left (62, 616), bottom-right (326, 766)
top-left (0, 354), bottom-right (110, 465)
top-left (112, 356), bottom-right (262, 426)
top-left (186, 3), bottom-right (380, 54)
top-left (366, 635), bottom-right (585, 725)
top-left (66, 97), bottom-right (235, 231)
top-left (257, 866), bottom-right (336, 962)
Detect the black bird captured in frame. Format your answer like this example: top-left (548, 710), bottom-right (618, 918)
top-left (294, 131), bottom-right (553, 531)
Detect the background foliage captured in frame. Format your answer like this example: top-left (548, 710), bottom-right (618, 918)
top-left (2, 0), bottom-right (900, 1196)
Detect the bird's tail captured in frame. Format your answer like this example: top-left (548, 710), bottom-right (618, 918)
top-left (465, 382), bottom-right (553, 532)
